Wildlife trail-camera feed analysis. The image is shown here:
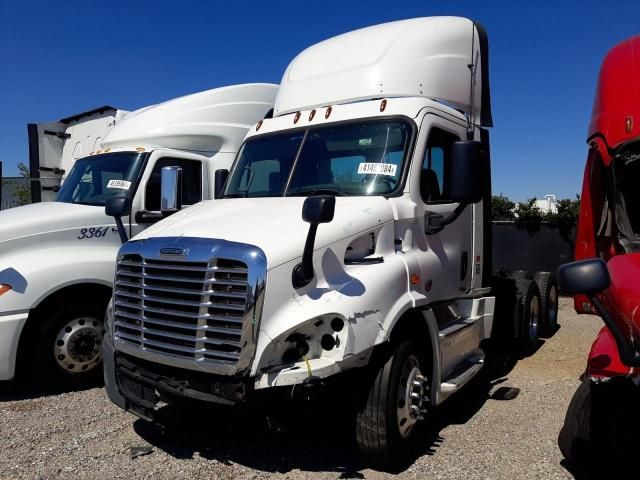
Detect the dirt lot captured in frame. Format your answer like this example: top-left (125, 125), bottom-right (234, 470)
top-left (0, 298), bottom-right (600, 479)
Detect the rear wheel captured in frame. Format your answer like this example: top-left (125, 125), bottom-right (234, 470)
top-left (515, 279), bottom-right (541, 354)
top-left (355, 340), bottom-right (428, 468)
top-left (534, 271), bottom-right (559, 337)
top-left (31, 304), bottom-right (105, 386)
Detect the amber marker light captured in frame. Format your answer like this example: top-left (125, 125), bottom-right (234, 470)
top-left (136, 147), bottom-right (145, 152)
top-left (325, 106), bottom-right (332, 119)
top-left (294, 112), bottom-right (301, 124)
top-left (0, 284), bottom-right (11, 296)
top-left (410, 274), bottom-right (420, 285)
top-left (256, 120), bottom-right (263, 131)
top-left (626, 116), bottom-right (634, 134)
top-left (309, 109), bottom-right (316, 121)
top-left (380, 99), bottom-right (387, 112)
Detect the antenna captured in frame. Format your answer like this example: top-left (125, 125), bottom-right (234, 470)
top-left (466, 22), bottom-right (476, 140)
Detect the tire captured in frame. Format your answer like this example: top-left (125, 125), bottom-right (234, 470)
top-left (30, 303), bottom-right (106, 387)
top-left (559, 379), bottom-right (640, 474)
top-left (355, 340), bottom-right (428, 469)
top-left (514, 279), bottom-right (541, 354)
top-left (558, 381), bottom-right (591, 464)
top-left (533, 271), bottom-right (559, 337)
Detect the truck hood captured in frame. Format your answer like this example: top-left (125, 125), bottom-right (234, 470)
top-left (131, 197), bottom-right (395, 269)
top-left (0, 202), bottom-right (105, 243)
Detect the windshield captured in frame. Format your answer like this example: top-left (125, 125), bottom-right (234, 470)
top-left (56, 152), bottom-right (146, 206)
top-left (223, 119), bottom-right (412, 198)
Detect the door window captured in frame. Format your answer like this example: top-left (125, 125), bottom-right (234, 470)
top-left (420, 128), bottom-right (460, 203)
top-left (145, 158), bottom-right (202, 211)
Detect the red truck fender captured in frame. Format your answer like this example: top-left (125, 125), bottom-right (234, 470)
top-left (586, 326), bottom-right (632, 379)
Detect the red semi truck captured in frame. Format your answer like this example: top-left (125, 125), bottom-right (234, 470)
top-left (557, 35), bottom-right (640, 467)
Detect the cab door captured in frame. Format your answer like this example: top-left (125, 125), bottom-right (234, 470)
top-left (129, 154), bottom-right (204, 237)
top-left (413, 117), bottom-right (474, 302)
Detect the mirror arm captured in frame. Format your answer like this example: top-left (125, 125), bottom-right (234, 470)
top-left (292, 223), bottom-right (319, 289)
top-left (589, 295), bottom-right (640, 367)
top-left (113, 216), bottom-right (128, 244)
top-left (425, 203), bottom-right (468, 235)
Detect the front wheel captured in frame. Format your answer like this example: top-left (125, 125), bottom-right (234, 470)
top-left (355, 340), bottom-right (428, 468)
top-left (31, 304), bottom-right (106, 386)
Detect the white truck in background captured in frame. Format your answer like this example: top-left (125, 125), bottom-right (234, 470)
top-left (0, 83), bottom-right (277, 385)
top-left (103, 18), bottom-right (555, 467)
top-left (27, 106), bottom-right (129, 203)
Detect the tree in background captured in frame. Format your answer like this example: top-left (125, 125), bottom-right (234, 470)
top-left (491, 195), bottom-right (516, 221)
top-left (515, 198), bottom-right (545, 224)
top-left (545, 195), bottom-right (581, 224)
top-left (13, 162), bottom-right (32, 206)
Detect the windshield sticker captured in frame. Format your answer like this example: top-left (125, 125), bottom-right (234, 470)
top-left (357, 163), bottom-right (397, 176)
top-left (106, 179), bottom-right (131, 190)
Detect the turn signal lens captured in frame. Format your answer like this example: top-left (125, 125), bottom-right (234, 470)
top-left (0, 284), bottom-right (11, 296)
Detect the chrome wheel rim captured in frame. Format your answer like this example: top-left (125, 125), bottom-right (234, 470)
top-left (529, 296), bottom-right (540, 340)
top-left (54, 316), bottom-right (104, 374)
top-left (397, 354), bottom-right (425, 439)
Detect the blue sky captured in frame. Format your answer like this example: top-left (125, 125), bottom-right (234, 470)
top-left (1, 1), bottom-right (638, 200)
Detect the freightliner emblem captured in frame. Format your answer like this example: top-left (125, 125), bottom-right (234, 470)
top-left (160, 247), bottom-right (186, 256)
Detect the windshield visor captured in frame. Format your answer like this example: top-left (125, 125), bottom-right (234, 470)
top-left (224, 119), bottom-right (413, 198)
top-left (56, 152), bottom-right (146, 206)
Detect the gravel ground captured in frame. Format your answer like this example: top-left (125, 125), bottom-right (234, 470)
top-left (0, 298), bottom-right (600, 479)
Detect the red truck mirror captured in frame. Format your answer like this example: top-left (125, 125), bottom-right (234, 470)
top-left (557, 259), bottom-right (610, 296)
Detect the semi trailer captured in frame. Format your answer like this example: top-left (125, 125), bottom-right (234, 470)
top-left (103, 17), bottom-right (556, 466)
top-left (0, 83), bottom-right (277, 384)
top-left (558, 35), bottom-right (640, 468)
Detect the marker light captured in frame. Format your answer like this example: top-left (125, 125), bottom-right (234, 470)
top-left (380, 99), bottom-right (387, 112)
top-left (294, 112), bottom-right (301, 124)
top-left (410, 274), bottom-right (420, 285)
top-left (626, 116), bottom-right (634, 134)
top-left (256, 119), bottom-right (263, 131)
top-left (325, 106), bottom-right (332, 119)
top-left (136, 147), bottom-right (145, 152)
top-left (309, 109), bottom-right (316, 121)
top-left (0, 284), bottom-right (11, 296)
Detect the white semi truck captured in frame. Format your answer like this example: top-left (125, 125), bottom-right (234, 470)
top-left (0, 83), bottom-right (277, 384)
top-left (103, 18), bottom-right (551, 466)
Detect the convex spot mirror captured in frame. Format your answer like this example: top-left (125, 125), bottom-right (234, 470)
top-left (557, 258), bottom-right (611, 296)
top-left (105, 196), bottom-right (131, 244)
top-left (105, 196), bottom-right (131, 218)
top-left (449, 140), bottom-right (487, 204)
top-left (302, 195), bottom-right (335, 224)
top-left (161, 166), bottom-right (183, 216)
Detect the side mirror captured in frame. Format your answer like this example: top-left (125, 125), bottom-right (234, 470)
top-left (292, 195), bottom-right (336, 289)
top-left (160, 166), bottom-right (183, 216)
top-left (557, 258), bottom-right (640, 367)
top-left (557, 258), bottom-right (610, 296)
top-left (105, 196), bottom-right (131, 244)
top-left (214, 169), bottom-right (229, 200)
top-left (449, 140), bottom-right (487, 204)
top-left (302, 195), bottom-right (335, 224)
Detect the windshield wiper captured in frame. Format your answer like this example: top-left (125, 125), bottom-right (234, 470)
top-left (287, 188), bottom-right (347, 197)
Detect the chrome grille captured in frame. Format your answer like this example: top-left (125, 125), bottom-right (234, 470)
top-left (113, 254), bottom-right (249, 365)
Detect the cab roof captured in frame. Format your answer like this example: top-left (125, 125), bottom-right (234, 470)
top-left (102, 83), bottom-right (278, 155)
top-left (589, 36), bottom-right (640, 151)
top-left (274, 16), bottom-right (492, 127)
